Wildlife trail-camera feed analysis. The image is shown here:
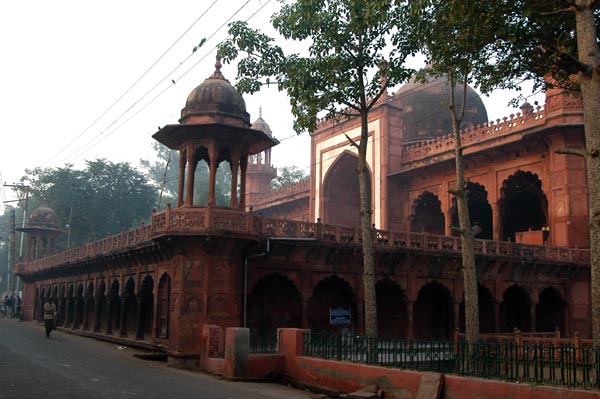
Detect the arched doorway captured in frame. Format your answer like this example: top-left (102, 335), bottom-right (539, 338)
top-left (137, 275), bottom-right (154, 339)
top-left (322, 152), bottom-right (371, 227)
top-left (500, 171), bottom-right (548, 241)
top-left (459, 283), bottom-right (496, 333)
top-left (308, 275), bottom-right (356, 333)
top-left (414, 281), bottom-right (453, 339)
top-left (247, 273), bottom-right (302, 332)
top-left (500, 285), bottom-right (531, 332)
top-left (536, 287), bottom-right (566, 334)
top-left (410, 192), bottom-right (445, 235)
top-left (376, 278), bottom-right (407, 338)
top-left (451, 182), bottom-right (493, 239)
top-left (156, 273), bottom-right (171, 339)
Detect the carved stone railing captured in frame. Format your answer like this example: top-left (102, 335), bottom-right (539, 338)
top-left (251, 177), bottom-right (310, 204)
top-left (16, 208), bottom-right (590, 275)
top-left (16, 224), bottom-right (152, 274)
top-left (402, 106), bottom-right (547, 164)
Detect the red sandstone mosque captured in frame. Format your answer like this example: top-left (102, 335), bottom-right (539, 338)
top-left (15, 59), bottom-right (591, 366)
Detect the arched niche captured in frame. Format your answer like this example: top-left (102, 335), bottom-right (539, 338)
top-left (500, 171), bottom-right (548, 241)
top-left (322, 152), bottom-right (371, 228)
top-left (410, 191), bottom-right (445, 235)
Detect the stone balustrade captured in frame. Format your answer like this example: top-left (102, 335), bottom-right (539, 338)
top-left (402, 106), bottom-right (547, 164)
top-left (16, 206), bottom-right (590, 274)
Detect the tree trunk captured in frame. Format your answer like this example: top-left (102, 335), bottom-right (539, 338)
top-left (574, 1), bottom-right (600, 347)
top-left (358, 109), bottom-right (378, 338)
top-left (450, 79), bottom-right (479, 344)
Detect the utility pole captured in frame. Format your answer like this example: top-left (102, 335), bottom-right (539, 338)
top-left (9, 208), bottom-right (16, 316)
top-left (4, 183), bottom-right (30, 300)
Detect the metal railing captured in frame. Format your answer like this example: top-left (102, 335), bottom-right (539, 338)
top-left (249, 330), bottom-right (278, 354)
top-left (302, 332), bottom-right (600, 389)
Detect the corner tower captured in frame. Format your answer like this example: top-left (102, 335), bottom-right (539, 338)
top-left (153, 58), bottom-right (279, 209)
top-left (246, 109), bottom-right (277, 207)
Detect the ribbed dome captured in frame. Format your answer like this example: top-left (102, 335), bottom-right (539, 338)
top-left (393, 75), bottom-right (488, 144)
top-left (181, 58), bottom-right (250, 126)
top-left (251, 113), bottom-right (272, 137)
top-left (29, 205), bottom-right (59, 229)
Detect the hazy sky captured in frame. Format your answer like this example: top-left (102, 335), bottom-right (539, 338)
top-left (0, 0), bottom-right (543, 209)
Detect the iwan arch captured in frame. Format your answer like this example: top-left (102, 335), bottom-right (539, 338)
top-left (16, 60), bottom-right (591, 366)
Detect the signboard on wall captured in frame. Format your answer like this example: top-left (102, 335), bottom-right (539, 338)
top-left (330, 306), bottom-right (351, 325)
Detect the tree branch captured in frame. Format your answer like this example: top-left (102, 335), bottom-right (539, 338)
top-left (345, 133), bottom-right (359, 148)
top-left (556, 147), bottom-right (586, 157)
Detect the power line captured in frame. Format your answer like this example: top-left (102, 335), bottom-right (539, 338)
top-left (43, 0), bottom-right (223, 167)
top-left (56, 0), bottom-right (263, 166)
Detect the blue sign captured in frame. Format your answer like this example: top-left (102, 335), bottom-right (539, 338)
top-left (330, 306), bottom-right (351, 325)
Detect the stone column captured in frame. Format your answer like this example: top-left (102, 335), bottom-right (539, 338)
top-left (230, 155), bottom-right (240, 208)
top-left (135, 295), bottom-right (144, 340)
top-left (82, 297), bottom-right (90, 331)
top-left (119, 296), bottom-right (128, 337)
top-left (492, 204), bottom-right (501, 241)
top-left (93, 295), bottom-right (102, 333)
top-left (64, 297), bottom-right (72, 327)
top-left (530, 302), bottom-right (537, 332)
top-left (208, 144), bottom-right (218, 206)
top-left (72, 297), bottom-right (80, 330)
top-left (58, 297), bottom-right (64, 326)
top-left (301, 300), bottom-right (309, 329)
top-left (406, 301), bottom-right (414, 338)
top-left (494, 301), bottom-right (501, 333)
top-left (185, 150), bottom-right (195, 206)
top-left (177, 151), bottom-right (186, 207)
top-left (239, 156), bottom-right (248, 209)
top-left (105, 297), bottom-right (113, 335)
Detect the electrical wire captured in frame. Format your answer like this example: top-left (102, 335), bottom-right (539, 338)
top-left (56, 0), bottom-right (264, 166)
top-left (44, 0), bottom-right (223, 166)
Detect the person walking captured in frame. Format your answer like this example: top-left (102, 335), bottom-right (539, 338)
top-left (43, 299), bottom-right (56, 338)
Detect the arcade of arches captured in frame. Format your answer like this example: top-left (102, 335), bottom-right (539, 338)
top-left (29, 245), bottom-right (576, 346)
top-left (409, 171), bottom-right (548, 242)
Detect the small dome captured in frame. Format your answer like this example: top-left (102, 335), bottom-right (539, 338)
top-left (181, 58), bottom-right (250, 126)
top-left (29, 205), bottom-right (59, 229)
top-left (393, 75), bottom-right (488, 144)
top-left (251, 111), bottom-right (272, 137)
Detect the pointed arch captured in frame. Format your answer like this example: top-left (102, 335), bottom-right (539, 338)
top-left (308, 275), bottom-right (356, 333)
top-left (450, 182), bottom-right (493, 239)
top-left (414, 281), bottom-right (453, 339)
top-left (500, 285), bottom-right (531, 332)
top-left (410, 191), bottom-right (445, 235)
top-left (499, 170), bottom-right (548, 241)
top-left (247, 273), bottom-right (302, 333)
top-left (536, 286), bottom-right (566, 334)
top-left (376, 278), bottom-right (407, 338)
top-left (322, 151), bottom-right (372, 227)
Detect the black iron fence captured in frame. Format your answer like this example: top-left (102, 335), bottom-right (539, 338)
top-left (302, 331), bottom-right (600, 389)
top-left (249, 330), bottom-right (278, 354)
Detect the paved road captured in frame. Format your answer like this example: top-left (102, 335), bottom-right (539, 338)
top-left (0, 319), bottom-right (319, 399)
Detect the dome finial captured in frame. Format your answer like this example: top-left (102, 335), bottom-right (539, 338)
top-left (211, 56), bottom-right (225, 80)
top-left (259, 106), bottom-right (262, 118)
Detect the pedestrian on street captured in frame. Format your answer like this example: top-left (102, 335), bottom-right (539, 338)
top-left (43, 299), bottom-right (56, 338)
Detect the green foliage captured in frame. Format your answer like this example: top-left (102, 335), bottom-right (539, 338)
top-left (20, 159), bottom-right (157, 246)
top-left (271, 166), bottom-right (307, 190)
top-left (218, 0), bottom-right (417, 133)
top-left (140, 142), bottom-right (232, 208)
